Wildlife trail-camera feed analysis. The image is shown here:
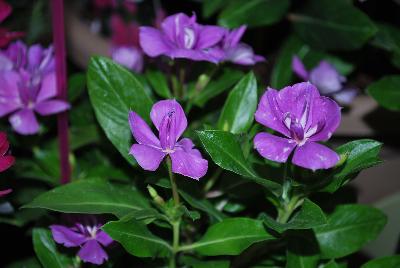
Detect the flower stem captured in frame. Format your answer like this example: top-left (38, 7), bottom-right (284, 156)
top-left (166, 157), bottom-right (180, 206)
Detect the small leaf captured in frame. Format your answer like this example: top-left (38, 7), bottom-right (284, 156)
top-left (314, 204), bottom-right (387, 259)
top-left (23, 179), bottom-right (149, 218)
top-left (367, 75), bottom-right (400, 111)
top-left (197, 130), bottom-right (280, 190)
top-left (194, 68), bottom-right (243, 107)
top-left (291, 0), bottom-right (377, 50)
top-left (32, 228), bottom-right (73, 268)
top-left (263, 199), bottom-right (327, 233)
top-left (218, 0), bottom-right (289, 28)
top-left (321, 139), bottom-right (382, 193)
top-left (361, 255), bottom-right (400, 268)
top-left (146, 70), bottom-right (172, 98)
top-left (103, 219), bottom-right (172, 258)
top-left (218, 72), bottom-right (257, 134)
top-left (181, 218), bottom-right (275, 256)
top-left (87, 56), bottom-right (153, 166)
top-left (286, 230), bottom-right (320, 268)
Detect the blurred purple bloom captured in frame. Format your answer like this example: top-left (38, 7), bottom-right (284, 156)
top-left (50, 219), bottom-right (113, 265)
top-left (112, 46), bottom-right (143, 72)
top-left (129, 99), bottom-right (208, 180)
top-left (254, 82), bottom-right (341, 171)
top-left (221, 25), bottom-right (265, 65)
top-left (139, 12), bottom-right (225, 63)
top-left (292, 56), bottom-right (357, 105)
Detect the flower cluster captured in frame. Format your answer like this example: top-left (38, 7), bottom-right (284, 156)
top-left (254, 82), bottom-right (341, 171)
top-left (139, 12), bottom-right (264, 65)
top-left (292, 56), bottom-right (357, 105)
top-left (129, 99), bottom-right (208, 180)
top-left (0, 41), bottom-right (70, 135)
top-left (51, 216), bottom-right (113, 265)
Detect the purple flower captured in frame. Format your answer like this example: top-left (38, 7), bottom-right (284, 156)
top-left (254, 82), bottom-right (341, 171)
top-left (129, 99), bottom-right (208, 180)
top-left (139, 13), bottom-right (225, 63)
top-left (0, 42), bottom-right (68, 135)
top-left (220, 25), bottom-right (265, 65)
top-left (50, 218), bottom-right (113, 265)
top-left (0, 40), bottom-right (27, 71)
top-left (292, 56), bottom-right (357, 105)
top-left (111, 46), bottom-right (143, 73)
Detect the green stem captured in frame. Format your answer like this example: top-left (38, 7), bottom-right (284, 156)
top-left (166, 157), bottom-right (180, 206)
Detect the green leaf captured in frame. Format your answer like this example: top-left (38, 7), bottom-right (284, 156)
top-left (180, 218), bottom-right (275, 256)
top-left (87, 56), bottom-right (153, 166)
top-left (23, 179), bottom-right (149, 218)
top-left (146, 70), bottom-right (172, 98)
top-left (181, 256), bottom-right (230, 268)
top-left (218, 0), bottom-right (289, 28)
top-left (371, 23), bottom-right (400, 68)
top-left (361, 255), bottom-right (400, 268)
top-left (321, 139), bottom-right (382, 193)
top-left (321, 260), bottom-right (347, 268)
top-left (102, 219), bottom-right (172, 258)
top-left (194, 68), bottom-right (243, 107)
top-left (314, 204), bottom-right (387, 259)
top-left (218, 72), bottom-right (257, 134)
top-left (5, 257), bottom-right (41, 268)
top-left (263, 199), bottom-right (327, 233)
top-left (202, 0), bottom-right (226, 18)
top-left (291, 0), bottom-right (377, 50)
top-left (286, 230), bottom-right (319, 268)
top-left (197, 130), bottom-right (280, 190)
top-left (367, 75), bottom-right (400, 111)
top-left (68, 73), bottom-right (86, 102)
top-left (32, 228), bottom-right (73, 268)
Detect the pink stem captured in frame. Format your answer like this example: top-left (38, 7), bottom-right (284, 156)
top-left (51, 0), bottom-right (71, 184)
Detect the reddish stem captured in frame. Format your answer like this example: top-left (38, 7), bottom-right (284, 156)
top-left (51, 0), bottom-right (71, 184)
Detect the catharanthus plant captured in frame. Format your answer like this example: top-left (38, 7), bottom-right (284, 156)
top-left (129, 99), bottom-right (208, 179)
top-left (292, 56), bottom-right (357, 105)
top-left (50, 217), bottom-right (113, 265)
top-left (254, 82), bottom-right (341, 170)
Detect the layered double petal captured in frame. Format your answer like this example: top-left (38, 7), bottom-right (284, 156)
top-left (254, 82), bottom-right (341, 170)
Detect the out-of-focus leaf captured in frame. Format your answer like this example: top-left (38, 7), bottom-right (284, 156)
top-left (286, 230), bottom-right (319, 268)
top-left (145, 70), bottom-right (172, 98)
top-left (68, 73), bottom-right (86, 102)
top-left (181, 256), bottom-right (230, 268)
top-left (367, 75), bottom-right (400, 111)
top-left (361, 255), bottom-right (400, 268)
top-left (202, 0), bottom-right (226, 18)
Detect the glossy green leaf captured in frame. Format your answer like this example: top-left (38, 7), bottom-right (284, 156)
top-left (202, 0), bottom-right (226, 18)
top-left (68, 73), bottom-right (86, 102)
top-left (87, 56), bottom-right (153, 166)
top-left (320, 260), bottom-right (347, 268)
top-left (181, 256), bottom-right (230, 268)
top-left (361, 255), bottom-right (400, 268)
top-left (197, 130), bottom-right (280, 190)
top-left (321, 139), bottom-right (382, 193)
top-left (218, 0), bottom-right (289, 28)
top-left (291, 0), bottom-right (377, 50)
top-left (286, 230), bottom-right (319, 268)
top-left (367, 75), bottom-right (400, 111)
top-left (263, 199), bottom-right (327, 233)
top-left (194, 68), bottom-right (243, 107)
top-left (146, 70), bottom-right (172, 98)
top-left (314, 204), bottom-right (387, 259)
top-left (32, 228), bottom-right (73, 268)
top-left (180, 218), bottom-right (275, 256)
top-left (102, 219), bottom-right (171, 258)
top-left (218, 72), bottom-right (257, 134)
top-left (23, 179), bottom-right (149, 218)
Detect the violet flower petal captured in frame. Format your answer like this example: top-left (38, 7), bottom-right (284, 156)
top-left (129, 144), bottom-right (166, 171)
top-left (292, 56), bottom-right (309, 80)
top-left (309, 61), bottom-right (344, 95)
top-left (96, 230), bottom-right (113, 247)
top-left (27, 44), bottom-right (44, 69)
top-left (196, 26), bottom-right (225, 49)
top-left (128, 111), bottom-right (160, 147)
top-left (254, 132), bottom-right (296, 163)
top-left (225, 43), bottom-right (265, 65)
top-left (34, 100), bottom-right (70, 116)
top-left (0, 52), bottom-right (13, 71)
top-left (150, 99), bottom-right (187, 140)
top-left (50, 225), bottom-right (87, 247)
top-left (9, 108), bottom-right (39, 135)
top-left (166, 48), bottom-right (220, 63)
top-left (333, 88), bottom-right (358, 105)
top-left (224, 25), bottom-right (247, 49)
top-left (78, 240), bottom-right (108, 265)
top-left (170, 150), bottom-right (208, 180)
top-left (36, 73), bottom-right (57, 103)
top-left (176, 138), bottom-right (202, 158)
top-left (139, 27), bottom-right (171, 57)
top-left (309, 96), bottom-right (341, 142)
top-left (112, 46), bottom-right (143, 73)
top-left (292, 141), bottom-right (339, 171)
top-left (0, 188), bottom-right (12, 196)
top-left (0, 155), bottom-right (14, 172)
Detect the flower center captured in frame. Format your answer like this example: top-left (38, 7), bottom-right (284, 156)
top-left (159, 110), bottom-right (176, 152)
